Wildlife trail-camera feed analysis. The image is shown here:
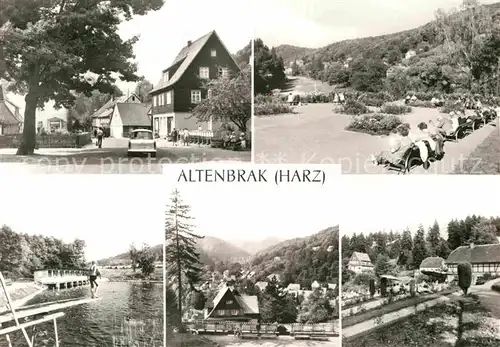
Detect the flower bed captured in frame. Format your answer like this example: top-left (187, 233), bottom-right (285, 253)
top-left (380, 104), bottom-right (412, 115)
top-left (0, 132), bottom-right (92, 149)
top-left (340, 99), bottom-right (370, 115)
top-left (345, 114), bottom-right (403, 136)
top-left (254, 95), bottom-right (293, 115)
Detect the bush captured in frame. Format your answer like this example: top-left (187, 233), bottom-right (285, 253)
top-left (352, 273), bottom-right (376, 286)
top-left (254, 94), bottom-right (293, 115)
top-left (409, 100), bottom-right (436, 108)
top-left (440, 100), bottom-right (464, 114)
top-left (341, 99), bottom-right (370, 115)
top-left (458, 262), bottom-right (472, 295)
top-left (380, 104), bottom-right (412, 115)
top-left (492, 282), bottom-right (500, 292)
top-left (300, 92), bottom-right (333, 103)
top-left (345, 114), bottom-right (403, 136)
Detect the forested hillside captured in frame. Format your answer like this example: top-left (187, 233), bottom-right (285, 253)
top-left (269, 1), bottom-right (500, 97)
top-left (250, 226), bottom-right (339, 288)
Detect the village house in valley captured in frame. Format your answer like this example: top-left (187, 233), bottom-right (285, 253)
top-left (90, 93), bottom-right (152, 137)
top-left (204, 285), bottom-right (259, 322)
top-left (0, 86), bottom-right (23, 135)
top-left (347, 252), bottom-right (374, 273)
top-left (446, 243), bottom-right (500, 282)
top-left (149, 30), bottom-right (240, 137)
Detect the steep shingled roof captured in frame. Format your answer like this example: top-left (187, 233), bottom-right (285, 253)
top-left (351, 252), bottom-right (372, 263)
top-left (91, 94), bottom-right (141, 119)
top-left (446, 244), bottom-right (500, 264)
top-left (150, 30), bottom-right (240, 94)
top-left (420, 257), bottom-right (445, 269)
top-left (116, 103), bottom-right (151, 126)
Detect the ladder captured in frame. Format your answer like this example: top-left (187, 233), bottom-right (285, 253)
top-left (0, 272), bottom-right (63, 347)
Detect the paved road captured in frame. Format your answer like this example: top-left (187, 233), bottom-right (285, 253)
top-left (0, 138), bottom-right (250, 173)
top-left (255, 104), bottom-right (498, 174)
top-left (470, 280), bottom-right (500, 319)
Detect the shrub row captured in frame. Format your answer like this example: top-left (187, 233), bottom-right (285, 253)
top-left (254, 95), bottom-right (293, 115)
top-left (409, 100), bottom-right (436, 108)
top-left (340, 99), bottom-right (371, 115)
top-left (345, 114), bottom-right (403, 136)
top-left (380, 104), bottom-right (412, 115)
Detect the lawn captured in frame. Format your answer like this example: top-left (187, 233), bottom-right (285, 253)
top-left (453, 127), bottom-right (500, 174)
top-left (344, 295), bottom-right (500, 347)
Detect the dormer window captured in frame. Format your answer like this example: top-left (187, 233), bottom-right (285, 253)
top-left (211, 49), bottom-right (217, 57)
top-left (163, 72), bottom-right (169, 83)
top-left (199, 67), bottom-right (209, 79)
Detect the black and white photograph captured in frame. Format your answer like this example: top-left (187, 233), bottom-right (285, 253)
top-left (164, 166), bottom-right (340, 346)
top-left (0, 175), bottom-right (164, 346)
top-left (0, 0), bottom-right (251, 174)
top-left (254, 0), bottom-right (500, 174)
top-left (340, 176), bottom-right (500, 346)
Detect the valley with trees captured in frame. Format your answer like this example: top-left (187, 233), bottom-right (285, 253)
top-left (165, 189), bottom-right (339, 346)
top-left (254, 0), bottom-right (500, 174)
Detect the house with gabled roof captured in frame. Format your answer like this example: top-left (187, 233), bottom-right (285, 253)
top-left (348, 252), bottom-right (374, 274)
top-left (109, 103), bottom-right (152, 138)
top-left (203, 285), bottom-right (259, 322)
top-left (255, 281), bottom-right (268, 292)
top-left (0, 86), bottom-right (23, 135)
top-left (149, 30), bottom-right (240, 137)
top-left (420, 256), bottom-right (447, 274)
top-left (91, 93), bottom-right (141, 129)
top-left (446, 243), bottom-right (500, 281)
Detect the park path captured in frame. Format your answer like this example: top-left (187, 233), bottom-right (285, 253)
top-left (255, 104), bottom-right (498, 174)
top-left (342, 294), bottom-right (454, 339)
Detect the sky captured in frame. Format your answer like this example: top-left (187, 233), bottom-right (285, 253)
top-left (340, 176), bottom-right (500, 238)
top-left (5, 0), bottom-right (252, 124)
top-left (163, 165), bottom-right (341, 241)
top-left (256, 0), bottom-right (500, 48)
top-left (0, 175), bottom-right (166, 261)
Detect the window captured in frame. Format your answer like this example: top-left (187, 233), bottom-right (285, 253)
top-left (191, 90), bottom-right (201, 104)
top-left (207, 89), bottom-right (212, 99)
top-left (231, 310), bottom-right (239, 316)
top-left (166, 91), bottom-right (172, 105)
top-left (153, 96), bottom-right (157, 107)
top-left (163, 71), bottom-right (169, 83)
top-left (218, 67), bottom-right (229, 78)
top-left (161, 94), bottom-right (165, 106)
top-left (211, 49), bottom-right (217, 57)
top-left (226, 300), bottom-right (233, 304)
top-left (199, 67), bottom-right (209, 79)
top-left (216, 309), bottom-right (225, 316)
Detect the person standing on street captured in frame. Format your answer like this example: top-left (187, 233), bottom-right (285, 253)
top-left (89, 261), bottom-right (101, 298)
top-left (96, 127), bottom-right (104, 148)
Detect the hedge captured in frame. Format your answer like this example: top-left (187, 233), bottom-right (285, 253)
top-left (255, 95), bottom-right (293, 115)
top-left (0, 132), bottom-right (92, 149)
top-left (340, 100), bottom-right (370, 115)
top-left (380, 104), bottom-right (412, 115)
top-left (345, 114), bottom-right (403, 136)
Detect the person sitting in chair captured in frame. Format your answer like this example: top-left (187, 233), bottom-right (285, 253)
top-left (370, 124), bottom-right (413, 166)
top-left (416, 122), bottom-right (443, 158)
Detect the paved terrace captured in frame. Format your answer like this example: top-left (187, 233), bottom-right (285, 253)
top-left (255, 104), bottom-right (498, 174)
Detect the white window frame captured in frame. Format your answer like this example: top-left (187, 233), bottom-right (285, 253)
top-left (226, 300), bottom-right (233, 304)
top-left (153, 95), bottom-right (157, 107)
top-left (222, 68), bottom-right (229, 78)
top-left (199, 67), bottom-right (209, 79)
top-left (191, 90), bottom-right (202, 104)
top-left (211, 49), bottom-right (217, 57)
top-left (218, 67), bottom-right (224, 77)
top-left (163, 71), bottom-right (169, 82)
top-left (166, 90), bottom-right (172, 105)
top-left (232, 309), bottom-right (239, 316)
top-left (207, 89), bottom-right (212, 99)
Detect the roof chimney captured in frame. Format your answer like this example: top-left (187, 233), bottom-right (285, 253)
top-left (187, 40), bottom-right (192, 47)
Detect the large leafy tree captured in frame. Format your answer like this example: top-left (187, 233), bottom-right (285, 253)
top-left (165, 189), bottom-right (203, 328)
top-left (192, 66), bottom-right (251, 133)
top-left (254, 38), bottom-right (286, 95)
top-left (0, 0), bottom-right (163, 154)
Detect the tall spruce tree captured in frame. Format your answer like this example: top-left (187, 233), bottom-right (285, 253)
top-left (412, 225), bottom-right (428, 269)
top-left (427, 221), bottom-right (442, 256)
top-left (165, 189), bottom-right (203, 326)
top-left (400, 228), bottom-right (413, 267)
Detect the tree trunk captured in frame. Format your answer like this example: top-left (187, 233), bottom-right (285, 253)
top-left (17, 87), bottom-right (38, 155)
